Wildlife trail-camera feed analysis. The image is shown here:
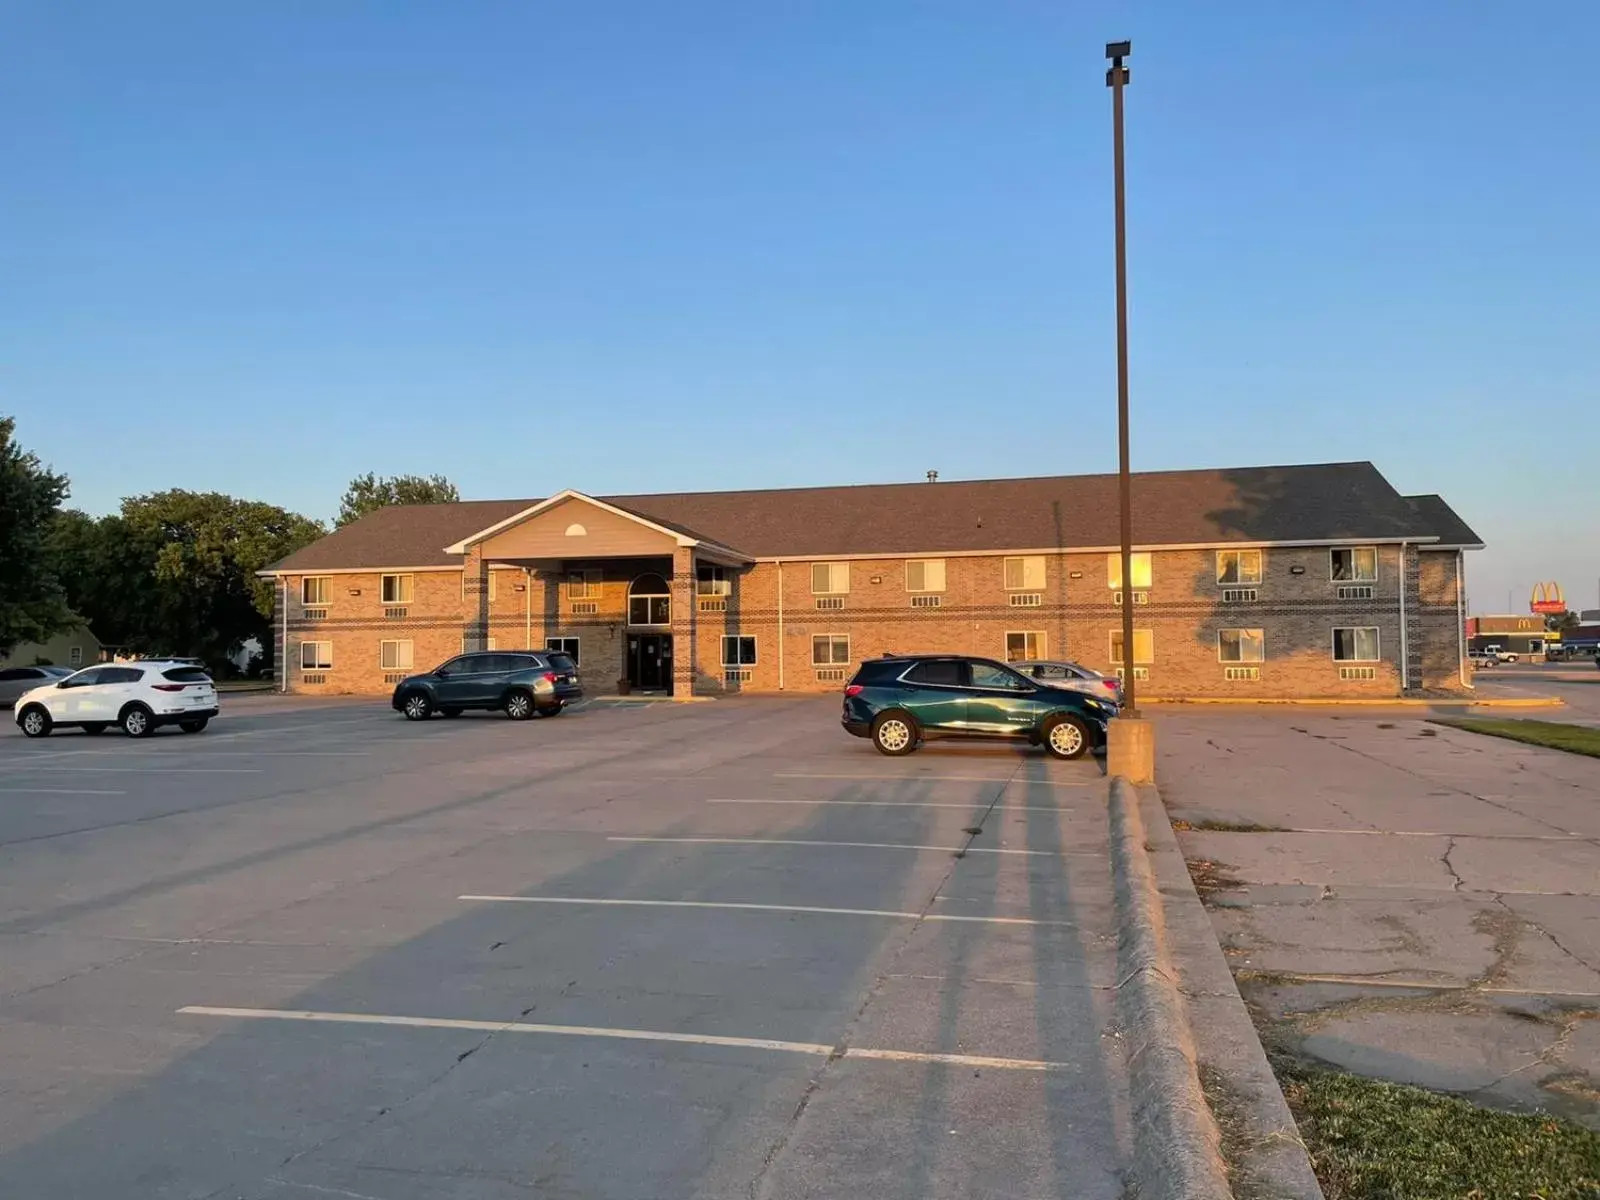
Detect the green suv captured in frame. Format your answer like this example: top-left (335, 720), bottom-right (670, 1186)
top-left (841, 654), bottom-right (1113, 759)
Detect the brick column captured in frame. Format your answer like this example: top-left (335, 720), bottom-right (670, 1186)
top-left (1403, 545), bottom-right (1424, 694)
top-left (671, 547), bottom-right (697, 697)
top-left (462, 547), bottom-right (490, 652)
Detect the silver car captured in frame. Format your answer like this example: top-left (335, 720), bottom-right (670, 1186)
top-left (0, 665), bottom-right (73, 709)
top-left (1010, 660), bottom-right (1124, 707)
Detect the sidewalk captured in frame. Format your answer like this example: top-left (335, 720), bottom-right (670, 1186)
top-left (1155, 708), bottom-right (1600, 1128)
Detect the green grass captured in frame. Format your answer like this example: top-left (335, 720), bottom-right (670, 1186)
top-left (1279, 1061), bottom-right (1600, 1200)
top-left (1430, 718), bottom-right (1600, 759)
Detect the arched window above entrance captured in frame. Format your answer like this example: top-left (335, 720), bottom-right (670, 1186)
top-left (628, 573), bottom-right (671, 627)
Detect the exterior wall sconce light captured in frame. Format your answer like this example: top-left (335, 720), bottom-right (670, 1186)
top-left (1069, 571), bottom-right (1084, 580)
top-left (1289, 565), bottom-right (1306, 575)
top-left (348, 587), bottom-right (362, 596)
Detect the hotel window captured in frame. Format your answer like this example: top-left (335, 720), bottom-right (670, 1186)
top-left (904, 559), bottom-right (946, 593)
top-left (1217, 628), bottom-right (1265, 663)
top-left (811, 634), bottom-right (850, 666)
top-left (547, 637), bottom-right (580, 664)
top-left (1107, 553), bottom-right (1152, 589)
top-left (462, 635), bottom-right (499, 652)
top-left (697, 566), bottom-right (730, 596)
top-left (1215, 550), bottom-right (1262, 586)
top-left (811, 563), bottom-right (850, 595)
top-left (379, 639), bottom-right (414, 672)
top-left (567, 569), bottom-right (602, 600)
top-left (381, 574), bottom-right (414, 604)
top-left (722, 636), bottom-right (757, 667)
top-left (1332, 627), bottom-right (1381, 662)
top-left (1109, 629), bottom-right (1154, 665)
top-left (300, 641), bottom-right (333, 670)
top-left (1005, 631), bottom-right (1046, 662)
top-left (1331, 547), bottom-right (1378, 583)
top-left (1003, 556), bottom-right (1045, 590)
top-left (302, 576), bottom-right (332, 605)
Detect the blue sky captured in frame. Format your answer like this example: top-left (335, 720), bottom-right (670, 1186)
top-left (3, 1), bottom-right (1596, 614)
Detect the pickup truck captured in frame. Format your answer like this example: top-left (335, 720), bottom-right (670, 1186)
top-left (1471, 645), bottom-right (1518, 667)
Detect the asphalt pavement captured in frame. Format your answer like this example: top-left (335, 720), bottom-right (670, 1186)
top-left (0, 696), bottom-right (1129, 1199)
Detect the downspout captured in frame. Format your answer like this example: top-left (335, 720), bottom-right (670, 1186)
top-left (1457, 549), bottom-right (1470, 689)
top-left (280, 577), bottom-right (289, 694)
top-left (777, 562), bottom-right (785, 691)
top-left (524, 567), bottom-right (533, 650)
top-left (1397, 543), bottom-right (1409, 693)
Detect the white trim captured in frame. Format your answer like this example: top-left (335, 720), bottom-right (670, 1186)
top-left (903, 558), bottom-right (946, 593)
top-left (380, 573), bottom-right (415, 605)
top-left (811, 632), bottom-right (850, 667)
top-left (1331, 626), bottom-right (1382, 662)
top-left (1457, 549), bottom-right (1470, 689)
top-left (257, 565), bottom-right (463, 578)
top-left (300, 640), bottom-right (333, 670)
top-left (379, 638), bottom-right (415, 672)
top-left (1397, 543), bottom-right (1409, 690)
top-left (441, 490), bottom-right (749, 558)
top-left (301, 576), bottom-right (334, 606)
top-left (810, 562), bottom-right (851, 595)
top-left (1002, 555), bottom-right (1046, 591)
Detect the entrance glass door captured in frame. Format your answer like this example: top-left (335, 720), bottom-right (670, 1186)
top-left (626, 634), bottom-right (674, 693)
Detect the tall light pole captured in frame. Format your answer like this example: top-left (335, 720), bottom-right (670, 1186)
top-left (1107, 40), bottom-right (1137, 717)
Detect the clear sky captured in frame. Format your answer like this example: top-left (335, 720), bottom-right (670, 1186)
top-left (3, 2), bottom-right (1596, 615)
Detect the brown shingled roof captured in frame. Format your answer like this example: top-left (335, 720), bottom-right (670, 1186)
top-left (269, 461), bottom-right (1469, 572)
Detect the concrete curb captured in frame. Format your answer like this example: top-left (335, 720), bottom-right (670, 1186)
top-left (1108, 776), bottom-right (1233, 1200)
top-left (1142, 695), bottom-right (1562, 708)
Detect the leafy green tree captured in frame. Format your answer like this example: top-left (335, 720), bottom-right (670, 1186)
top-left (337, 472), bottom-right (460, 527)
top-left (0, 417), bottom-right (75, 654)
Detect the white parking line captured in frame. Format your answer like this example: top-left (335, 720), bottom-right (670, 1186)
top-left (774, 772), bottom-right (1094, 788)
top-left (458, 895), bottom-right (1074, 926)
top-left (176, 1006), bottom-right (1073, 1072)
top-left (5, 766), bottom-right (262, 774)
top-left (706, 798), bottom-right (1073, 814)
top-left (607, 835), bottom-right (1053, 856)
top-left (0, 787), bottom-right (126, 796)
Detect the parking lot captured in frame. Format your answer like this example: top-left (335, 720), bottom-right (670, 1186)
top-left (0, 696), bottom-right (1126, 1199)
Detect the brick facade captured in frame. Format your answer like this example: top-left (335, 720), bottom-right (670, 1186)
top-left (278, 540), bottom-right (1469, 699)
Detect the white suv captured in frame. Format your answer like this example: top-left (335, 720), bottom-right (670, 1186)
top-left (14, 660), bottom-right (219, 739)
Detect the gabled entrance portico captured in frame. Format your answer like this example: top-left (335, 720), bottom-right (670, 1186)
top-left (443, 491), bottom-right (751, 697)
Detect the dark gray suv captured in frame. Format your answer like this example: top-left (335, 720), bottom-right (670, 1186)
top-left (390, 651), bottom-right (582, 721)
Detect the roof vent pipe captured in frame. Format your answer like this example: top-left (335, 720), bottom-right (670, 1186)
top-left (926, 470), bottom-right (939, 483)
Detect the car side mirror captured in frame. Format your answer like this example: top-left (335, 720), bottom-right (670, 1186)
top-left (436, 669), bottom-right (449, 678)
top-left (56, 681), bottom-right (71, 689)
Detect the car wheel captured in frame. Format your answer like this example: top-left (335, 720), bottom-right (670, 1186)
top-left (1042, 715), bottom-right (1089, 760)
top-left (871, 712), bottom-right (918, 756)
top-left (18, 705), bottom-right (52, 738)
top-left (504, 689), bottom-right (535, 721)
top-left (82, 723), bottom-right (107, 736)
top-left (440, 707), bottom-right (462, 718)
top-left (179, 719), bottom-right (209, 733)
top-left (121, 704), bottom-right (155, 738)
top-left (401, 691), bottom-right (433, 721)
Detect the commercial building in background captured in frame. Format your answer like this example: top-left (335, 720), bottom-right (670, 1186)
top-left (261, 461), bottom-right (1481, 700)
top-left (1465, 615), bottom-right (1550, 659)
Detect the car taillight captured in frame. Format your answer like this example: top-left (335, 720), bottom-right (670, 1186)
top-left (844, 684), bottom-right (863, 697)
top-left (1102, 680), bottom-right (1118, 690)
top-left (151, 683), bottom-right (187, 692)
top-left (542, 671), bottom-right (558, 683)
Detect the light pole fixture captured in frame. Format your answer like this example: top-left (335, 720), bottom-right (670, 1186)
top-left (1106, 39), bottom-right (1137, 717)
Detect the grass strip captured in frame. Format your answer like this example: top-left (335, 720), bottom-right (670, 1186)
top-left (1278, 1060), bottom-right (1600, 1200)
top-left (1430, 717), bottom-right (1600, 759)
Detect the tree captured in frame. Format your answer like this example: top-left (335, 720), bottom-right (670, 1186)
top-left (0, 417), bottom-right (75, 654)
top-left (119, 491), bottom-right (325, 666)
top-left (1547, 610), bottom-right (1579, 633)
top-left (337, 473), bottom-right (460, 527)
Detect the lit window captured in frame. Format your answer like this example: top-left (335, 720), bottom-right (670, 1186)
top-left (1109, 629), bottom-right (1154, 664)
top-left (1215, 550), bottom-right (1262, 586)
top-left (1107, 553), bottom-right (1152, 589)
top-left (1217, 629), bottom-right (1264, 663)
